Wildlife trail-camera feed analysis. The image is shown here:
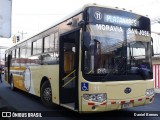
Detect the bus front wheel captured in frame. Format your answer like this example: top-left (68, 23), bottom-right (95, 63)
top-left (40, 81), bottom-right (53, 107)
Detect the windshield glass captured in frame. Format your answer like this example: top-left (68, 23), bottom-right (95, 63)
top-left (83, 24), bottom-right (152, 80)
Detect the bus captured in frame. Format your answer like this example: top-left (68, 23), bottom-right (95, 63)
top-left (5, 3), bottom-right (154, 112)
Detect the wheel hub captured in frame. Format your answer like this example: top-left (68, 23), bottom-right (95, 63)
top-left (43, 87), bottom-right (51, 101)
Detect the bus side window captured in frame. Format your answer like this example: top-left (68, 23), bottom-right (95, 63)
top-left (64, 47), bottom-right (74, 73)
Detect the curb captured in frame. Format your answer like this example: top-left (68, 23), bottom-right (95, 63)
top-left (154, 88), bottom-right (160, 94)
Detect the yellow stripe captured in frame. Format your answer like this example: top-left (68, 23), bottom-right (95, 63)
top-left (87, 70), bottom-right (92, 74)
top-left (62, 76), bottom-right (76, 87)
top-left (10, 67), bottom-right (26, 71)
top-left (62, 70), bottom-right (76, 80)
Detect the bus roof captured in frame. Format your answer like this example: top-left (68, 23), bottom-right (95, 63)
top-left (6, 3), bottom-right (149, 52)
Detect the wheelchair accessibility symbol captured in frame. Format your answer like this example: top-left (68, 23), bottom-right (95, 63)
top-left (81, 82), bottom-right (89, 91)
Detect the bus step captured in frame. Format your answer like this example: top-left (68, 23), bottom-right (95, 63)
top-left (61, 102), bottom-right (76, 111)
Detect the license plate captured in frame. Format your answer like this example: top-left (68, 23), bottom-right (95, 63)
top-left (122, 103), bottom-right (130, 109)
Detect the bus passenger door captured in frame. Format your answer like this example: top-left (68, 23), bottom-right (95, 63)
top-left (59, 30), bottom-right (79, 110)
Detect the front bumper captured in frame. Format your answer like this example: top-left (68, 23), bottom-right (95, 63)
top-left (81, 95), bottom-right (154, 112)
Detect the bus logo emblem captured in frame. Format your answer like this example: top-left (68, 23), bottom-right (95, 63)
top-left (81, 82), bottom-right (89, 91)
top-left (124, 87), bottom-right (132, 94)
top-left (94, 11), bottom-right (102, 20)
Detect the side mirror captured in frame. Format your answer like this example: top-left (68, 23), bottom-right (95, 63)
top-left (72, 47), bottom-right (76, 52)
top-left (83, 32), bottom-right (91, 50)
top-left (151, 37), bottom-right (154, 56)
top-left (78, 20), bottom-right (85, 27)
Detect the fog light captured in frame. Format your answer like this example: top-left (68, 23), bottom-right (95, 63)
top-left (149, 98), bottom-right (153, 102)
top-left (83, 93), bottom-right (107, 103)
top-left (145, 88), bottom-right (154, 97)
top-left (92, 106), bottom-right (96, 110)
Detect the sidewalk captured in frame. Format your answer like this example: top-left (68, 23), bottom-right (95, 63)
top-left (155, 88), bottom-right (160, 93)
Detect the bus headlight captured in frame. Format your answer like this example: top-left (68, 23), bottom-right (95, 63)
top-left (83, 93), bottom-right (107, 103)
top-left (146, 88), bottom-right (154, 96)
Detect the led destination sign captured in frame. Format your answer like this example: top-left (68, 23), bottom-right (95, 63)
top-left (89, 7), bottom-right (150, 30)
top-left (104, 14), bottom-right (139, 27)
top-left (96, 24), bottom-right (150, 37)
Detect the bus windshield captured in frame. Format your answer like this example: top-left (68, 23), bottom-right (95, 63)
top-left (83, 24), bottom-right (152, 81)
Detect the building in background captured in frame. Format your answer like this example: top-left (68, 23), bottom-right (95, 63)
top-left (0, 47), bottom-right (7, 65)
top-left (152, 33), bottom-right (160, 90)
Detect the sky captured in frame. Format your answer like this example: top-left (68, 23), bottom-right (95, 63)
top-left (2, 0), bottom-right (160, 46)
top-left (0, 0), bottom-right (160, 60)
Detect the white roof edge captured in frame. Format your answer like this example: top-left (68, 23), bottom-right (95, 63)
top-left (82, 3), bottom-right (149, 18)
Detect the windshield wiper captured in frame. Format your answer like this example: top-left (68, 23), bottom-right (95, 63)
top-left (136, 67), bottom-right (152, 80)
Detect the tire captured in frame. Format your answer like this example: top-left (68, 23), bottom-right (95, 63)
top-left (40, 81), bottom-right (53, 107)
top-left (10, 76), bottom-right (16, 91)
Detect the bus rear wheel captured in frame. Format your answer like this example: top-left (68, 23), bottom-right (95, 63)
top-left (40, 81), bottom-right (53, 107)
top-left (10, 76), bottom-right (16, 91)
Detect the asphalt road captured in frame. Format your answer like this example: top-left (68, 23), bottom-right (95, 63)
top-left (0, 74), bottom-right (160, 120)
